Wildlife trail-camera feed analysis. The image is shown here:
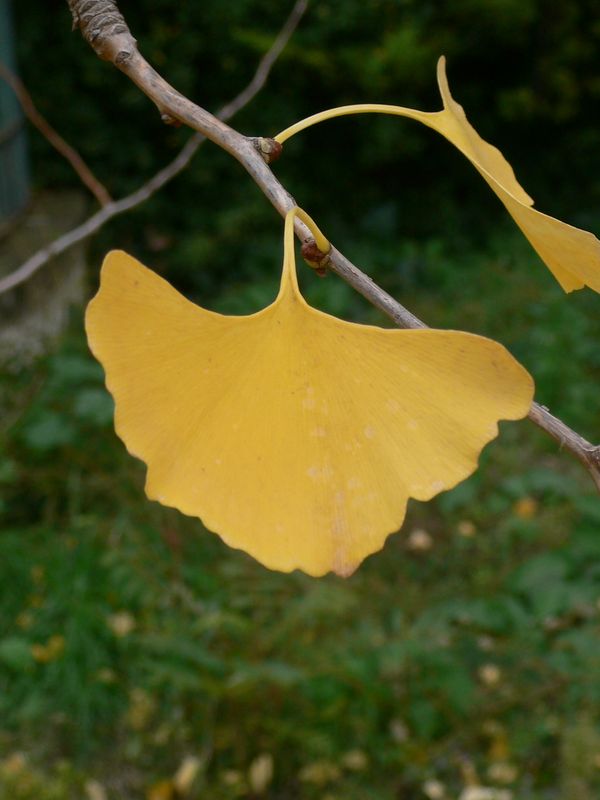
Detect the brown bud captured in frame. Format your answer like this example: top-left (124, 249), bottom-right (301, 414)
top-left (301, 238), bottom-right (330, 276)
top-left (253, 137), bottom-right (283, 164)
top-left (160, 113), bottom-right (182, 128)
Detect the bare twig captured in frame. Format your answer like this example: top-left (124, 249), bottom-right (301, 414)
top-left (0, 0), bottom-right (307, 296)
top-left (528, 404), bottom-right (600, 491)
top-left (0, 60), bottom-right (112, 206)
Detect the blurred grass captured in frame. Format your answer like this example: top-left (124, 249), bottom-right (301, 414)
top-left (1, 228), bottom-right (599, 799)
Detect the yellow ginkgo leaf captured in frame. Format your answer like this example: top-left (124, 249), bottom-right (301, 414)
top-left (86, 209), bottom-right (533, 577)
top-left (275, 58), bottom-right (600, 294)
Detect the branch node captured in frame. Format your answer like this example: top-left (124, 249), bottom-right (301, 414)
top-left (68, 0), bottom-right (136, 61)
top-left (252, 137), bottom-right (283, 164)
top-left (302, 238), bottom-right (330, 277)
top-left (115, 49), bottom-right (133, 66)
top-left (160, 112), bottom-right (182, 128)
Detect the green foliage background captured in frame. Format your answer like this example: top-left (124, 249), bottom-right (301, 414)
top-left (1, 0), bottom-right (600, 797)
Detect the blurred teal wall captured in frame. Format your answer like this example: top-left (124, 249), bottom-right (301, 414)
top-left (0, 0), bottom-right (29, 229)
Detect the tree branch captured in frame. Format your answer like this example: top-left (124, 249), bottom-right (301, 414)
top-left (34, 0), bottom-right (600, 490)
top-left (528, 404), bottom-right (600, 491)
top-left (0, 0), bottom-right (307, 297)
top-left (0, 60), bottom-right (112, 207)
